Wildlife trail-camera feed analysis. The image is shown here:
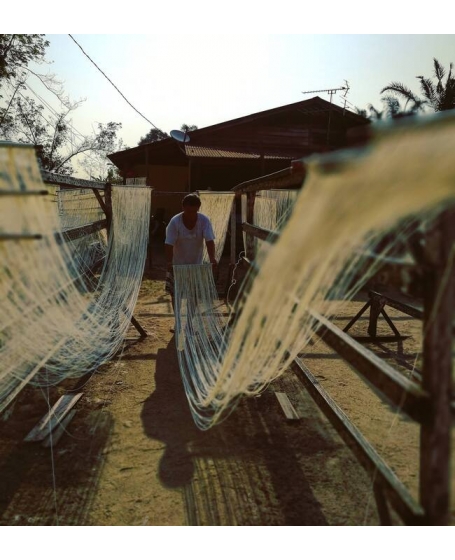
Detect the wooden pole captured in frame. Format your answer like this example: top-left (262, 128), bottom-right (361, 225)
top-left (420, 207), bottom-right (455, 525)
top-left (224, 197), bottom-right (237, 301)
top-left (104, 183), bottom-right (112, 238)
top-left (230, 197), bottom-right (236, 265)
top-left (245, 191), bottom-right (256, 261)
top-left (148, 187), bottom-right (153, 272)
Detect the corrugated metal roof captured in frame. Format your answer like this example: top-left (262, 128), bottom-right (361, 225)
top-left (184, 145), bottom-right (289, 159)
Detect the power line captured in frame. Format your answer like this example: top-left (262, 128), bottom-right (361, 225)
top-left (68, 34), bottom-right (160, 130)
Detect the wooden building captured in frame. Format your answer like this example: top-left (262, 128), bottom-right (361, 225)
top-left (107, 96), bottom-right (369, 221)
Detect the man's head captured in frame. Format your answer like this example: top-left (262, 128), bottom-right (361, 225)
top-left (182, 194), bottom-right (201, 218)
top-left (182, 193), bottom-right (201, 208)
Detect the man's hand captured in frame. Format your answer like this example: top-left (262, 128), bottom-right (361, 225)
top-left (210, 260), bottom-right (219, 280)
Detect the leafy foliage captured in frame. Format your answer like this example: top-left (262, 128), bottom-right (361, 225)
top-left (0, 35), bottom-right (125, 178)
top-left (381, 58), bottom-right (455, 114)
top-left (138, 128), bottom-right (169, 145)
top-left (0, 34), bottom-right (49, 85)
top-left (180, 123), bottom-right (198, 133)
top-left (138, 124), bottom-right (198, 146)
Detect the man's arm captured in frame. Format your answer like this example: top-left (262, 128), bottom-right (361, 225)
top-left (165, 244), bottom-right (174, 269)
top-left (206, 240), bottom-right (217, 264)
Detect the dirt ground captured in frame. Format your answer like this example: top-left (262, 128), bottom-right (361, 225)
top-left (0, 249), bottom-right (454, 526)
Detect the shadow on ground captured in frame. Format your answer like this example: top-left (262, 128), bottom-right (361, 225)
top-left (140, 336), bottom-right (342, 525)
top-left (0, 386), bottom-right (114, 526)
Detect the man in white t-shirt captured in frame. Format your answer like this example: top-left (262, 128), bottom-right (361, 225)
top-left (164, 194), bottom-right (217, 329)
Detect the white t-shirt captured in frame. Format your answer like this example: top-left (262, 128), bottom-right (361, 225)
top-left (165, 212), bottom-right (215, 265)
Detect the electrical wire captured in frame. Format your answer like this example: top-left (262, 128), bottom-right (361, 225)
top-left (68, 34), bottom-right (160, 130)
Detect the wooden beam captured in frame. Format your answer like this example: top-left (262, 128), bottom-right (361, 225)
top-left (42, 410), bottom-right (77, 448)
top-left (42, 170), bottom-right (106, 190)
top-left (104, 184), bottom-right (112, 235)
top-left (130, 315), bottom-right (148, 338)
top-left (275, 392), bottom-right (299, 420)
top-left (230, 197), bottom-right (236, 265)
top-left (419, 208), bottom-right (455, 525)
top-left (369, 290), bottom-right (423, 321)
top-left (0, 233), bottom-right (42, 241)
top-left (92, 188), bottom-right (108, 214)
top-left (242, 222), bottom-right (279, 243)
top-left (55, 219), bottom-right (107, 244)
top-left (291, 357), bottom-right (425, 524)
top-left (0, 189), bottom-right (48, 196)
top-left (24, 393), bottom-right (83, 442)
top-left (233, 167), bottom-right (305, 193)
top-left (245, 192), bottom-right (256, 260)
top-left (312, 311), bottom-right (430, 423)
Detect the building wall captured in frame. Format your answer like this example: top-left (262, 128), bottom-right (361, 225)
top-left (130, 164), bottom-right (189, 222)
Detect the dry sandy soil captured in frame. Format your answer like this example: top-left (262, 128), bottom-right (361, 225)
top-left (0, 253), bottom-right (454, 526)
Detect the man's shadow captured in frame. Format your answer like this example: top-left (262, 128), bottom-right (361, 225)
top-left (140, 336), bottom-right (201, 488)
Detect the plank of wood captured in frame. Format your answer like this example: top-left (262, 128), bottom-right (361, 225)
top-left (56, 219), bottom-right (107, 244)
top-left (275, 392), bottom-right (299, 420)
top-left (291, 357), bottom-right (425, 524)
top-left (24, 393), bottom-right (83, 442)
top-left (42, 410), bottom-right (76, 448)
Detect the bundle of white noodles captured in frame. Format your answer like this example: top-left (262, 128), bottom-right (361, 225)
top-left (173, 111), bottom-right (455, 429)
top-left (253, 189), bottom-right (298, 254)
top-left (0, 145), bottom-right (150, 412)
top-left (198, 191), bottom-right (235, 262)
top-left (55, 188), bottom-right (108, 280)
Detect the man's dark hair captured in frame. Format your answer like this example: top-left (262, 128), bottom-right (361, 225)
top-left (182, 193), bottom-right (201, 207)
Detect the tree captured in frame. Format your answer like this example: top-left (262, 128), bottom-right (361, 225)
top-left (0, 34), bottom-right (49, 84)
top-left (81, 134), bottom-right (128, 182)
top-left (381, 58), bottom-right (455, 114)
top-left (138, 128), bottom-right (169, 145)
top-left (1, 93), bottom-right (122, 175)
top-left (0, 35), bottom-right (125, 178)
top-left (364, 97), bottom-right (404, 120)
top-left (137, 124), bottom-right (198, 146)
top-left (180, 123), bottom-right (198, 133)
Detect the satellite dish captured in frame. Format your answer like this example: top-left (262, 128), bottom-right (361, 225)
top-left (170, 130), bottom-right (191, 143)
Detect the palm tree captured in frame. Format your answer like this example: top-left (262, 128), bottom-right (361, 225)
top-left (381, 58), bottom-right (455, 114)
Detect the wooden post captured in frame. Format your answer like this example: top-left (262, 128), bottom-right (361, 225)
top-left (230, 197), bottom-right (236, 265)
top-left (245, 191), bottom-right (256, 261)
top-left (148, 188), bottom-right (154, 272)
top-left (224, 197), bottom-right (237, 301)
top-left (367, 295), bottom-right (383, 338)
top-left (104, 183), bottom-right (112, 238)
top-left (420, 207), bottom-right (455, 525)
